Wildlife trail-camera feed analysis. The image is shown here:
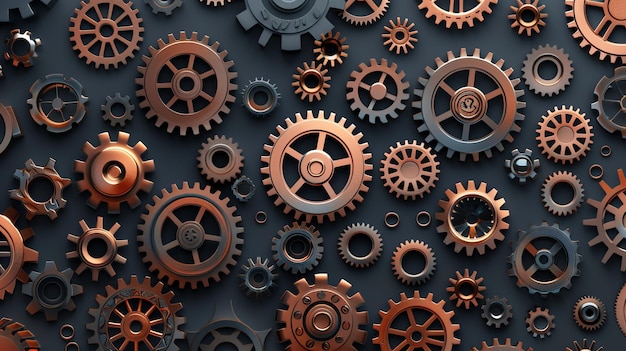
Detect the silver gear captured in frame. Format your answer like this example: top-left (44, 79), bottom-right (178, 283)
top-left (337, 222), bottom-right (383, 268)
top-left (241, 77), bottom-right (280, 116)
top-left (541, 171), bottom-right (584, 216)
top-left (573, 296), bottom-right (606, 331)
top-left (4, 29), bottom-right (41, 67)
top-left (101, 93), bottom-right (134, 127)
top-left (238, 257), bottom-right (277, 298)
top-left (272, 222), bottom-right (323, 274)
top-left (144, 0), bottom-right (182, 15)
top-left (592, 66), bottom-right (626, 138)
top-left (231, 175), bottom-right (255, 202)
top-left (481, 296), bottom-right (513, 328)
top-left (504, 148), bottom-right (540, 184)
top-left (522, 44), bottom-right (573, 97)
top-left (0, 0), bottom-right (54, 22)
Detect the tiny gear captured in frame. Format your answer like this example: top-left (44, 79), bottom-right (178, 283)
top-left (200, 0), bottom-right (233, 6)
top-left (536, 105), bottom-right (593, 164)
top-left (231, 176), bottom-right (255, 202)
top-left (74, 131), bottom-right (155, 213)
top-left (592, 66), bottom-right (626, 138)
top-left (340, 0), bottom-right (390, 26)
top-left (9, 158), bottom-right (71, 220)
top-left (618, 283), bottom-right (626, 335)
top-left (272, 222), bottom-right (323, 274)
top-left (292, 61), bottom-right (330, 102)
top-left (276, 273), bottom-right (368, 351)
top-left (573, 296), bottom-right (606, 331)
top-left (446, 269), bottom-right (486, 309)
top-left (313, 31), bottom-right (348, 67)
top-left (101, 93), bottom-right (134, 127)
top-left (522, 45), bottom-right (573, 97)
top-left (418, 0), bottom-right (497, 29)
top-left (380, 140), bottom-right (440, 200)
top-left (481, 296), bottom-right (513, 328)
top-left (0, 103), bottom-right (22, 155)
top-left (197, 135), bottom-right (244, 184)
top-left (238, 257), bottom-right (277, 298)
top-left (144, 0), bottom-right (182, 15)
top-left (0, 317), bottom-right (40, 350)
top-left (391, 239), bottom-right (436, 286)
top-left (471, 338), bottom-right (531, 351)
top-left (241, 77), bottom-right (280, 116)
top-left (4, 29), bottom-right (41, 67)
top-left (136, 31), bottom-right (237, 135)
top-left (504, 148), bottom-right (540, 184)
top-left (525, 307), bottom-right (555, 338)
top-left (0, 0), bottom-right (54, 22)
top-left (541, 171), bottom-right (584, 216)
top-left (566, 339), bottom-right (603, 351)
top-left (337, 222), bottom-right (383, 268)
top-left (508, 0), bottom-right (547, 36)
top-left (382, 17), bottom-right (418, 55)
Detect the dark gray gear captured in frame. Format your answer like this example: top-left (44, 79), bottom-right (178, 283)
top-left (144, 0), bottom-right (182, 15)
top-left (0, 0), bottom-right (55, 22)
top-left (272, 222), bottom-right (323, 274)
top-left (241, 77), bottom-right (280, 116)
top-left (481, 296), bottom-right (513, 328)
top-left (101, 93), bottom-right (134, 127)
top-left (504, 148), bottom-right (539, 184)
top-left (592, 66), bottom-right (626, 138)
top-left (238, 257), bottom-right (277, 298)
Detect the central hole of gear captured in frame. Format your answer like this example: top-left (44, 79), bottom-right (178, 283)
top-left (236, 181), bottom-right (252, 196)
top-left (370, 82), bottom-right (388, 101)
top-left (250, 268), bottom-right (268, 287)
top-left (87, 237), bottom-right (108, 259)
top-left (457, 279), bottom-right (478, 299)
top-left (179, 76), bottom-right (196, 93)
top-left (489, 302), bottom-right (504, 319)
top-left (410, 331), bottom-right (423, 343)
top-left (394, 30), bottom-right (407, 41)
top-left (312, 311), bottom-right (333, 332)
top-left (620, 95), bottom-right (626, 111)
top-left (402, 250), bottom-right (426, 276)
top-left (400, 161), bottom-right (420, 179)
top-left (308, 160), bottom-right (325, 176)
top-left (581, 303), bottom-right (599, 321)
top-left (533, 316), bottom-right (549, 331)
top-left (537, 59), bottom-right (559, 82)
top-left (557, 126), bottom-right (575, 143)
top-left (302, 71), bottom-right (322, 92)
top-left (552, 181), bottom-right (575, 206)
top-left (465, 212), bottom-right (479, 225)
top-left (513, 157), bottom-right (532, 175)
top-left (535, 250), bottom-right (553, 269)
top-left (322, 41), bottom-right (339, 56)
top-left (27, 177), bottom-right (55, 203)
top-left (252, 89), bottom-right (270, 106)
top-left (286, 234), bottom-right (312, 260)
top-left (348, 233), bottom-right (373, 258)
top-left (518, 5), bottom-right (539, 26)
top-left (99, 23), bottom-right (115, 38)
top-left (110, 102), bottom-right (126, 118)
top-left (129, 320), bottom-right (144, 334)
top-left (11, 38), bottom-right (30, 56)
top-left (211, 150), bottom-right (231, 169)
top-left (42, 279), bottom-right (63, 301)
top-left (104, 162), bottom-right (124, 182)
top-left (609, 0), bottom-right (626, 20)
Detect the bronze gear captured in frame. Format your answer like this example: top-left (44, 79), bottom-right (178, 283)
top-left (197, 135), bottom-right (244, 184)
top-left (525, 307), bottom-right (554, 338)
top-left (86, 275), bottom-right (185, 351)
top-left (592, 66), bottom-right (626, 137)
top-left (436, 181), bottom-right (509, 256)
top-left (382, 17), bottom-right (418, 55)
top-left (522, 45), bottom-right (573, 97)
top-left (380, 140), bottom-right (440, 200)
top-left (4, 29), bottom-right (41, 67)
top-left (340, 0), bottom-right (389, 26)
top-left (69, 0), bottom-right (144, 69)
top-left (241, 77), bottom-right (280, 116)
top-left (481, 296), bottom-right (513, 328)
top-left (272, 222), bottom-right (323, 274)
top-left (536, 105), bottom-right (593, 164)
top-left (373, 291), bottom-right (460, 351)
top-left (418, 0), bottom-right (497, 29)
top-left (9, 158), bottom-right (71, 220)
top-left (541, 171), bottom-right (584, 216)
top-left (618, 283), bottom-right (626, 335)
top-left (238, 257), bottom-right (277, 298)
top-left (200, 0), bottom-right (232, 6)
top-left (504, 148), bottom-right (540, 184)
top-left (508, 0), bottom-right (547, 36)
top-left (414, 48), bottom-right (526, 162)
top-left (276, 273), bottom-right (368, 351)
top-left (446, 269), bottom-right (486, 309)
top-left (292, 61), bottom-right (330, 102)
top-left (0, 103), bottom-right (21, 155)
top-left (74, 131), bottom-right (155, 214)
top-left (261, 110), bottom-right (372, 223)
top-left (337, 222), bottom-right (382, 268)
top-left (66, 216), bottom-right (128, 281)
top-left (101, 93), bottom-right (134, 127)
top-left (573, 296), bottom-right (606, 331)
top-left (314, 31), bottom-right (349, 67)
top-left (0, 317), bottom-right (40, 350)
top-left (0, 207), bottom-right (38, 300)
top-left (566, 339), bottom-right (603, 351)
top-left (136, 31), bottom-right (237, 135)
top-left (471, 338), bottom-right (530, 351)
top-left (391, 239), bottom-right (436, 286)
top-left (144, 0), bottom-right (183, 15)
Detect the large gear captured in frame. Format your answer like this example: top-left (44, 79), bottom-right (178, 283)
top-left (0, 0), bottom-right (54, 22)
top-left (87, 275), bottom-right (186, 351)
top-left (522, 45), bottom-right (574, 97)
top-left (418, 0), bottom-right (498, 29)
top-left (541, 171), bottom-right (584, 216)
top-left (0, 208), bottom-right (38, 300)
top-left (340, 0), bottom-right (389, 26)
top-left (373, 291), bottom-right (460, 351)
top-left (525, 307), bottom-right (555, 338)
top-left (413, 48), bottom-right (525, 162)
top-left (481, 296), bottom-right (513, 328)
top-left (4, 29), bottom-right (41, 67)
top-left (446, 269), bottom-right (486, 309)
top-left (0, 317), bottom-right (40, 350)
top-left (592, 66), bottom-right (626, 138)
top-left (197, 135), bottom-right (244, 184)
top-left (471, 338), bottom-right (530, 351)
top-left (272, 222), bottom-right (323, 274)
top-left (573, 296), bottom-right (606, 331)
top-left (276, 273), bottom-right (368, 351)
top-left (391, 239), bottom-right (436, 286)
top-left (138, 182), bottom-right (243, 289)
top-left (136, 31), bottom-right (237, 135)
top-left (380, 140), bottom-right (440, 200)
top-left (236, 0), bottom-right (345, 51)
top-left (508, 0), bottom-right (547, 36)
top-left (536, 106), bottom-right (593, 164)
top-left (261, 110), bottom-right (372, 223)
top-left (0, 103), bottom-right (21, 156)
top-left (504, 148), bottom-right (540, 184)
top-left (337, 222), bottom-right (382, 268)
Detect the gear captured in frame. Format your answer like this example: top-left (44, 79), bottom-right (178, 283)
top-left (231, 176), bottom-right (256, 202)
top-left (200, 0), bottom-right (233, 6)
top-left (0, 0), bottom-right (49, 22)
top-left (27, 73), bottom-right (89, 133)
top-left (101, 93), bottom-right (134, 127)
top-left (471, 338), bottom-right (530, 351)
top-left (541, 171), bottom-right (584, 216)
top-left (144, 0), bottom-right (182, 15)
top-left (504, 148), bottom-right (540, 184)
top-left (74, 131), bottom-right (155, 213)
top-left (418, 0), bottom-right (497, 29)
top-left (436, 181), bottom-right (509, 256)
top-left (197, 135), bottom-right (244, 184)
top-left (0, 208), bottom-right (38, 300)
top-left (481, 296), bottom-right (513, 328)
top-left (373, 291), bottom-right (460, 351)
top-left (536, 106), bottom-right (593, 164)
top-left (136, 31), bottom-right (237, 135)
top-left (276, 273), bottom-right (368, 351)
top-left (4, 29), bottom-right (41, 67)
top-left (573, 296), bottom-right (606, 331)
top-left (382, 17), bottom-right (418, 55)
top-left (618, 283), bottom-right (626, 335)
top-left (446, 269), bottom-right (486, 309)
top-left (242, 77), bottom-right (280, 116)
top-left (87, 275), bottom-right (185, 351)
top-left (237, 0), bottom-right (345, 51)
top-left (522, 45), bottom-right (573, 97)
top-left (525, 307), bottom-right (554, 338)
top-left (340, 0), bottom-right (389, 26)
top-left (566, 339), bottom-right (603, 351)
top-left (508, 221), bottom-right (581, 296)
top-left (9, 158), bottom-right (71, 220)
top-left (314, 31), bottom-right (349, 67)
top-left (391, 239), bottom-right (436, 286)
top-left (413, 48), bottom-right (525, 162)
top-left (0, 103), bottom-right (21, 155)
top-left (272, 222), bottom-right (323, 274)
top-left (337, 222), bottom-right (382, 268)
top-left (261, 110), bottom-right (372, 223)
top-left (508, 0), bottom-right (547, 36)
top-left (592, 66), bottom-right (626, 137)
top-left (380, 140), bottom-right (439, 200)
top-left (292, 61), bottom-right (330, 102)
top-left (238, 257), bottom-right (277, 298)
top-left (346, 58), bottom-right (410, 124)
top-left (66, 216), bottom-right (128, 281)
top-left (0, 317), bottom-right (40, 350)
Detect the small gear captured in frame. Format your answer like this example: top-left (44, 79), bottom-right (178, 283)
top-left (272, 222), bottom-right (323, 274)
top-left (238, 257), bottom-right (277, 298)
top-left (0, 103), bottom-right (21, 155)
top-left (337, 222), bottom-right (383, 268)
top-left (0, 208), bottom-right (38, 300)
top-left (522, 45), bottom-right (573, 97)
top-left (418, 0), bottom-right (497, 29)
top-left (314, 31), bottom-right (349, 67)
top-left (382, 17), bottom-right (418, 55)
top-left (592, 66), bottom-right (626, 137)
top-left (380, 140), bottom-right (440, 200)
top-left (200, 0), bottom-right (232, 5)
top-left (292, 61), bottom-right (330, 102)
top-left (101, 93), bottom-right (134, 127)
top-left (0, 0), bottom-right (54, 22)
top-left (471, 338), bottom-right (530, 351)
top-left (573, 296), bottom-right (606, 331)
top-left (74, 131), bottom-right (155, 213)
top-left (231, 176), bottom-right (255, 202)
top-left (144, 0), bottom-right (182, 15)
top-left (481, 296), bottom-right (513, 328)
top-left (241, 77), bottom-right (280, 116)
top-left (446, 269), bottom-right (486, 309)
top-left (9, 158), bottom-right (71, 220)
top-left (541, 171), bottom-right (584, 216)
top-left (536, 106), bottom-right (593, 164)
top-left (504, 148), bottom-right (540, 184)
top-left (508, 0), bottom-right (547, 36)
top-left (341, 0), bottom-right (389, 26)
top-left (0, 317), bottom-right (40, 350)
top-left (197, 135), bottom-right (244, 184)
top-left (391, 239), bottom-right (436, 286)
top-left (566, 339), bottom-right (603, 351)
top-left (4, 29), bottom-right (41, 67)
top-left (525, 307), bottom-right (555, 338)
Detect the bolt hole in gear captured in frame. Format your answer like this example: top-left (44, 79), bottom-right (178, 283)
top-left (418, 0), bottom-right (497, 29)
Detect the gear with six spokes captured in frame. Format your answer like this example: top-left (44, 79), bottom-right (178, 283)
top-left (0, 208), bottom-right (38, 300)
top-left (536, 105), bottom-right (593, 164)
top-left (418, 0), bottom-right (498, 29)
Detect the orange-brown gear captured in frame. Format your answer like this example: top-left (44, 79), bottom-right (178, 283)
top-left (292, 61), bottom-right (330, 102)
top-left (541, 171), bottom-right (584, 216)
top-left (418, 0), bottom-right (497, 29)
top-left (382, 17), bottom-right (418, 55)
top-left (471, 338), bottom-right (531, 351)
top-left (0, 317), bottom-right (40, 350)
top-left (525, 307), bottom-right (554, 338)
top-left (196, 135), bottom-right (244, 184)
top-left (446, 269), bottom-right (486, 309)
top-left (618, 283), bottom-right (626, 335)
top-left (0, 208), bottom-right (38, 300)
top-left (313, 31), bottom-right (349, 67)
top-left (566, 339), bottom-right (603, 351)
top-left (380, 140), bottom-right (439, 200)
top-left (573, 296), bottom-right (606, 331)
top-left (508, 0), bottom-right (547, 36)
top-left (391, 239), bottom-right (436, 286)
top-left (536, 106), bottom-right (593, 164)
top-left (341, 0), bottom-right (389, 26)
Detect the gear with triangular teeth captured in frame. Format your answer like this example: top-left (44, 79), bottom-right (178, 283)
top-left (391, 239), bottom-right (436, 285)
top-left (0, 317), bottom-right (40, 350)
top-left (592, 66), bottom-right (626, 138)
top-left (537, 106), bottom-right (593, 164)
top-left (481, 296), bottom-right (513, 328)
top-left (0, 207), bottom-right (38, 300)
top-left (272, 222), bottom-right (323, 274)
top-left (144, 0), bottom-right (182, 15)
top-left (413, 48), bottom-right (525, 162)
top-left (566, 339), bottom-right (603, 351)
top-left (573, 296), bottom-right (606, 331)
top-left (292, 61), bottom-right (331, 102)
top-left (340, 0), bottom-right (389, 26)
top-left (314, 31), bottom-right (348, 67)
top-left (446, 269), bottom-right (486, 309)
top-left (380, 140), bottom-right (439, 200)
top-left (471, 338), bottom-right (530, 351)
top-left (136, 31), bottom-right (237, 135)
top-left (525, 307), bottom-right (554, 338)
top-left (382, 17), bottom-right (418, 55)
top-left (197, 135), bottom-right (244, 184)
top-left (242, 77), bottom-right (281, 116)
top-left (418, 0), bottom-right (497, 29)
top-left (338, 222), bottom-right (382, 268)
top-left (277, 273), bottom-right (368, 351)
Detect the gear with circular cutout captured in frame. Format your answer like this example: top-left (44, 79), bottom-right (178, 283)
top-left (522, 44), bottom-right (573, 97)
top-left (337, 222), bottom-right (382, 268)
top-left (380, 140), bottom-right (440, 200)
top-left (481, 296), bottom-right (513, 328)
top-left (232, 176), bottom-right (256, 202)
top-left (508, 0), bottom-right (547, 36)
top-left (391, 239), bottom-right (436, 286)
top-left (525, 307), bottom-right (555, 338)
top-left (471, 338), bottom-right (530, 351)
top-left (573, 295), bottom-right (606, 331)
top-left (101, 93), bottom-right (134, 127)
top-left (145, 0), bottom-right (182, 15)
top-left (504, 148), bottom-right (540, 184)
top-left (0, 103), bottom-right (21, 155)
top-left (292, 61), bottom-right (330, 102)
top-left (0, 207), bottom-right (38, 300)
top-left (197, 135), bottom-right (244, 184)
top-left (272, 222), bottom-right (323, 274)
top-left (382, 17), bottom-right (418, 55)
top-left (0, 317), bottom-right (40, 350)
top-left (314, 31), bottom-right (349, 67)
top-left (446, 269), bottom-right (486, 309)
top-left (592, 66), bottom-right (626, 138)
top-left (4, 29), bottom-right (41, 67)
top-left (238, 257), bottom-right (277, 298)
top-left (541, 170), bottom-right (584, 216)
top-left (341, 0), bottom-right (389, 26)
top-left (242, 77), bottom-right (280, 116)
top-left (418, 0), bottom-right (497, 29)
top-left (536, 105), bottom-right (593, 164)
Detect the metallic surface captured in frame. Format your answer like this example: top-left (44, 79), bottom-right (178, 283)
top-left (541, 170), bottom-right (584, 216)
top-left (380, 140), bottom-right (439, 200)
top-left (418, 0), bottom-right (497, 29)
top-left (508, 0), bottom-right (547, 36)
top-left (522, 44), bottom-right (573, 97)
top-left (525, 307), bottom-right (555, 338)
top-left (197, 135), bottom-right (244, 184)
top-left (573, 296), bottom-right (606, 331)
top-left (340, 0), bottom-right (389, 26)
top-left (446, 269), bottom-right (486, 309)
top-left (4, 29), bottom-right (41, 67)
top-left (382, 17), bottom-right (418, 55)
top-left (313, 31), bottom-right (348, 67)
top-left (272, 221), bottom-right (323, 274)
top-left (238, 257), bottom-right (277, 298)
top-left (592, 66), bottom-right (626, 137)
top-left (101, 93), bottom-right (134, 127)
top-left (144, 0), bottom-right (182, 15)
top-left (391, 239), bottom-right (436, 286)
top-left (617, 283), bottom-right (626, 335)
top-left (0, 103), bottom-right (21, 155)
top-left (471, 338), bottom-right (530, 351)
top-left (566, 339), bottom-right (603, 351)
top-left (0, 317), bottom-right (40, 350)
top-left (231, 175), bottom-right (256, 202)
top-left (292, 61), bottom-right (330, 102)
top-left (337, 222), bottom-right (382, 268)
top-left (481, 296), bottom-right (513, 329)
top-left (536, 105), bottom-right (593, 164)
top-left (241, 77), bottom-right (280, 116)
top-left (504, 148), bottom-right (540, 184)
top-left (0, 208), bottom-right (38, 300)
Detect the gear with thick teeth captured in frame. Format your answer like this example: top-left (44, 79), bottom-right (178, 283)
top-left (471, 338), bottom-right (531, 351)
top-left (592, 66), bottom-right (626, 138)
top-left (573, 296), bottom-right (606, 331)
top-left (536, 105), bottom-right (593, 164)
top-left (136, 31), bottom-right (237, 135)
top-left (340, 0), bottom-right (389, 26)
top-left (446, 269), bottom-right (486, 309)
top-left (101, 93), bottom-right (134, 127)
top-left (508, 0), bottom-right (547, 36)
top-left (197, 135), bottom-right (244, 184)
top-left (541, 171), bottom-right (584, 216)
top-left (525, 307), bottom-right (555, 338)
top-left (145, 0), bottom-right (182, 15)
top-left (337, 222), bottom-right (382, 268)
top-left (239, 257), bottom-right (277, 298)
top-left (566, 339), bottom-right (603, 351)
top-left (380, 140), bottom-right (439, 200)
top-left (391, 239), bottom-right (436, 286)
top-left (272, 222), bottom-right (323, 274)
top-left (481, 296), bottom-right (513, 328)
top-left (261, 110), bottom-right (372, 223)
top-left (418, 0), bottom-right (497, 29)
top-left (242, 77), bottom-right (280, 116)
top-left (0, 207), bottom-right (38, 300)
top-left (4, 29), bottom-right (41, 67)
top-left (504, 148), bottom-right (540, 184)
top-left (413, 48), bottom-right (526, 162)
top-left (0, 0), bottom-right (54, 22)
top-left (522, 45), bottom-right (573, 97)
top-left (237, 0), bottom-right (346, 51)
top-left (0, 317), bottom-right (40, 350)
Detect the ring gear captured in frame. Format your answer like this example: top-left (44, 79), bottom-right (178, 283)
top-left (481, 296), bottom-right (513, 328)
top-left (522, 45), bottom-right (573, 97)
top-left (337, 222), bottom-right (382, 268)
top-left (592, 66), bottom-right (626, 137)
top-left (418, 0), bottom-right (497, 29)
top-left (292, 61), bottom-right (330, 102)
top-left (74, 131), bottom-right (155, 213)
top-left (9, 158), bottom-right (71, 220)
top-left (242, 77), bottom-right (280, 116)
top-left (101, 93), bottom-right (134, 127)
top-left (504, 148), bottom-right (540, 184)
top-left (238, 257), bottom-right (277, 298)
top-left (541, 171), bottom-right (584, 216)
top-left (314, 31), bottom-right (348, 67)
top-left (413, 48), bottom-right (526, 162)
top-left (136, 31), bottom-right (237, 135)
top-left (0, 103), bottom-right (21, 155)
top-left (573, 296), bottom-right (606, 331)
top-left (382, 17), bottom-right (418, 55)
top-left (261, 110), bottom-right (372, 223)
top-left (471, 338), bottom-right (530, 351)
top-left (340, 0), bottom-right (389, 26)
top-left (0, 317), bottom-right (40, 350)
top-left (0, 0), bottom-right (54, 22)
top-left (536, 105), bottom-right (593, 164)
top-left (373, 291), bottom-right (460, 351)
top-left (346, 58), bottom-right (410, 124)
top-left (4, 29), bottom-right (41, 67)
top-left (87, 275), bottom-right (185, 351)
top-left (272, 222), bottom-right (323, 274)
top-left (197, 135), bottom-right (244, 184)
top-left (508, 0), bottom-right (547, 36)
top-left (276, 273), bottom-right (368, 351)
top-left (391, 239), bottom-right (436, 286)
top-left (525, 307), bottom-right (554, 338)
top-left (446, 269), bottom-right (486, 309)
top-left (380, 140), bottom-right (440, 200)
top-left (144, 0), bottom-right (182, 15)
top-left (0, 208), bottom-right (38, 300)
top-left (566, 339), bottom-right (603, 351)
top-left (232, 176), bottom-right (256, 202)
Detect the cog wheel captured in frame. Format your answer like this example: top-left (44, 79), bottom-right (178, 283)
top-left (0, 103), bottom-right (21, 155)
top-left (197, 135), bottom-right (244, 184)
top-left (508, 221), bottom-right (581, 296)
top-left (566, 339), bottom-right (603, 351)
top-left (4, 29), bottom-right (41, 67)
top-left (74, 131), bottom-right (155, 214)
top-left (373, 291), bottom-right (460, 351)
top-left (87, 275), bottom-right (185, 351)
top-left (536, 105), bottom-right (593, 164)
top-left (471, 338), bottom-right (530, 351)
top-left (525, 307), bottom-right (554, 338)
top-left (242, 77), bottom-right (280, 116)
top-left (237, 0), bottom-right (345, 51)
top-left (0, 207), bottom-right (38, 300)
top-left (380, 140), bottom-right (440, 200)
top-left (9, 158), bottom-right (71, 220)
top-left (446, 269), bottom-right (486, 309)
top-left (136, 31), bottom-right (237, 135)
top-left (144, 0), bottom-right (182, 15)
top-left (481, 296), bottom-right (513, 328)
top-left (66, 216), bottom-right (128, 281)
top-left (436, 181), bottom-right (509, 256)
top-left (413, 48), bottom-right (526, 162)
top-left (504, 148), bottom-right (540, 184)
top-left (337, 222), bottom-right (382, 268)
top-left (200, 0), bottom-right (233, 6)
top-left (238, 257), bottom-right (277, 298)
top-left (541, 171), bottom-right (584, 216)
top-left (522, 45), bottom-right (573, 97)
top-left (231, 176), bottom-right (255, 202)
top-left (314, 31), bottom-right (349, 67)
top-left (617, 283), bottom-right (626, 335)
top-left (592, 66), bottom-right (626, 138)
top-left (508, 0), bottom-right (547, 36)
top-left (382, 17), bottom-right (418, 55)
top-left (340, 0), bottom-right (389, 26)
top-left (276, 273), bottom-right (368, 351)
top-left (261, 110), bottom-right (373, 223)
top-left (418, 0), bottom-right (497, 29)
top-left (0, 317), bottom-right (40, 350)
top-left (391, 239), bottom-right (436, 286)
top-left (573, 296), bottom-right (606, 331)
top-left (292, 61), bottom-right (330, 102)
top-left (272, 222), bottom-right (323, 274)
top-left (101, 93), bottom-right (134, 127)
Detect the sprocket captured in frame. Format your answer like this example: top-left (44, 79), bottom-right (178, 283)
top-left (380, 140), bottom-right (439, 200)
top-left (418, 0), bottom-right (498, 29)
top-left (592, 66), bottom-right (626, 138)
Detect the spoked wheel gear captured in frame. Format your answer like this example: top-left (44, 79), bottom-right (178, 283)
top-left (525, 307), bottom-right (554, 338)
top-left (522, 45), bottom-right (573, 97)
top-left (471, 338), bottom-right (530, 351)
top-left (144, 0), bottom-right (182, 15)
top-left (566, 339), bottom-right (603, 351)
top-left (340, 0), bottom-right (390, 26)
top-left (391, 239), bottom-right (436, 286)
top-left (0, 208), bottom-right (38, 300)
top-left (101, 93), bottom-right (134, 127)
top-left (138, 182), bottom-right (243, 289)
top-left (380, 140), bottom-right (440, 200)
top-left (373, 291), bottom-right (460, 351)
top-left (261, 110), bottom-right (372, 223)
top-left (197, 135), bottom-right (244, 184)
top-left (592, 66), bottom-right (626, 137)
top-left (446, 269), bottom-right (486, 309)
top-left (413, 48), bottom-right (525, 162)
top-left (87, 275), bottom-right (185, 351)
top-left (0, 317), bottom-right (40, 350)
top-left (541, 171), bottom-right (584, 216)
top-left (536, 106), bottom-right (593, 164)
top-left (0, 103), bottom-right (21, 155)
top-left (382, 17), bottom-right (418, 55)
top-left (276, 273), bottom-right (368, 351)
top-left (418, 0), bottom-right (498, 29)
top-left (136, 31), bottom-right (237, 135)
top-left (573, 296), bottom-right (606, 331)
top-left (481, 296), bottom-right (513, 328)
top-left (272, 222), bottom-right (323, 274)
top-left (337, 222), bottom-right (382, 268)
top-left (508, 0), bottom-right (548, 36)
top-left (238, 257), bottom-right (277, 298)
top-left (504, 148), bottom-right (540, 184)
top-left (0, 0), bottom-right (54, 22)
top-left (314, 31), bottom-right (349, 67)
top-left (4, 29), bottom-right (42, 67)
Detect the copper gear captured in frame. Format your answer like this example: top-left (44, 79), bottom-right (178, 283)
top-left (136, 31), bottom-right (237, 135)
top-left (0, 317), bottom-right (40, 350)
top-left (522, 45), bottom-right (574, 97)
top-left (504, 148), bottom-right (540, 184)
top-left (446, 269), bottom-right (486, 309)
top-left (481, 296), bottom-right (513, 328)
top-left (74, 131), bottom-right (155, 214)
top-left (66, 216), bottom-right (128, 281)
top-left (138, 182), bottom-right (243, 289)
top-left (508, 0), bottom-right (547, 36)
top-left (471, 338), bottom-right (530, 351)
top-left (276, 273), bottom-right (368, 351)
top-left (436, 181), bottom-right (509, 256)
top-left (340, 0), bottom-right (390, 26)
top-left (536, 105), bottom-right (593, 164)
top-left (3, 29), bottom-right (41, 67)
top-left (101, 93), bottom-right (134, 127)
top-left (0, 103), bottom-right (21, 155)
top-left (261, 110), bottom-right (373, 223)
top-left (413, 48), bottom-right (526, 162)
top-left (380, 140), bottom-right (440, 200)
top-left (525, 307), bottom-right (555, 338)
top-left (314, 31), bottom-right (349, 67)
top-left (573, 296), bottom-right (606, 331)
top-left (592, 66), bottom-right (626, 137)
top-left (69, 0), bottom-right (144, 69)
top-left (391, 239), bottom-right (436, 286)
top-left (292, 61), bottom-right (330, 102)
top-left (541, 171), bottom-right (584, 216)
top-left (0, 207), bottom-right (38, 300)
top-left (566, 339), bottom-right (603, 351)
top-left (346, 58), bottom-right (410, 124)
top-left (337, 222), bottom-right (382, 268)
top-left (373, 291), bottom-right (460, 351)
top-left (87, 275), bottom-right (185, 351)
top-left (197, 135), bottom-right (244, 184)
top-left (616, 283), bottom-right (626, 335)
top-left (272, 222), bottom-right (323, 274)
top-left (418, 0), bottom-right (497, 29)
top-left (382, 17), bottom-right (418, 55)
top-left (238, 257), bottom-right (277, 298)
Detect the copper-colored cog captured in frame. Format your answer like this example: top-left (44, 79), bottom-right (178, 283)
top-left (541, 171), bottom-right (584, 216)
top-left (391, 240), bottom-right (436, 285)
top-left (0, 103), bottom-right (21, 155)
top-left (0, 208), bottom-right (38, 300)
top-left (382, 17), bottom-right (418, 54)
top-left (508, 0), bottom-right (547, 36)
top-left (337, 222), bottom-right (382, 268)
top-left (341, 0), bottom-right (389, 26)
top-left (446, 269), bottom-right (486, 309)
top-left (536, 105), bottom-right (593, 164)
top-left (418, 0), bottom-right (497, 29)
top-left (573, 296), bottom-right (606, 331)
top-left (616, 283), bottom-right (626, 335)
top-left (314, 31), bottom-right (349, 67)
top-left (196, 135), bottom-right (244, 184)
top-left (525, 307), bottom-right (555, 338)
top-left (380, 140), bottom-right (439, 200)
top-left (4, 28), bottom-right (41, 67)
top-left (522, 45), bottom-right (574, 97)
top-left (0, 317), bottom-right (40, 350)
top-left (292, 61), bottom-right (331, 102)
top-left (471, 338), bottom-right (530, 351)
top-left (566, 339), bottom-right (603, 351)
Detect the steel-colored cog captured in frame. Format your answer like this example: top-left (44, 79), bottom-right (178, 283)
top-left (418, 0), bottom-right (497, 29)
top-left (391, 239), bottom-right (436, 286)
top-left (504, 148), bottom-right (540, 184)
top-left (292, 61), bottom-right (330, 102)
top-left (242, 77), bottom-right (280, 116)
top-left (536, 105), bottom-right (593, 164)
top-left (145, 0), bottom-right (182, 15)
top-left (446, 269), bottom-right (486, 309)
top-left (566, 339), bottom-right (603, 351)
top-left (541, 171), bottom-right (584, 216)
top-left (481, 296), bottom-right (513, 328)
top-left (4, 29), bottom-right (41, 67)
top-left (508, 0), bottom-right (547, 36)
top-left (0, 207), bottom-right (38, 300)
top-left (573, 296), bottom-right (606, 331)
top-left (471, 338), bottom-right (530, 351)
top-left (382, 17), bottom-right (418, 55)
top-left (101, 93), bottom-right (134, 127)
top-left (525, 307), bottom-right (554, 338)
top-left (239, 257), bottom-right (277, 298)
top-left (272, 222), bottom-right (323, 274)
top-left (522, 45), bottom-right (573, 97)
top-left (314, 31), bottom-right (349, 67)
top-left (231, 175), bottom-right (255, 202)
top-left (0, 317), bottom-right (40, 350)
top-left (341, 0), bottom-right (389, 26)
top-left (200, 0), bottom-right (232, 6)
top-left (197, 135), bottom-right (244, 184)
top-left (413, 48), bottom-right (526, 162)
top-left (380, 140), bottom-right (439, 200)
top-left (0, 103), bottom-right (21, 155)
top-left (338, 222), bottom-right (382, 268)
top-left (592, 66), bottom-right (626, 137)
